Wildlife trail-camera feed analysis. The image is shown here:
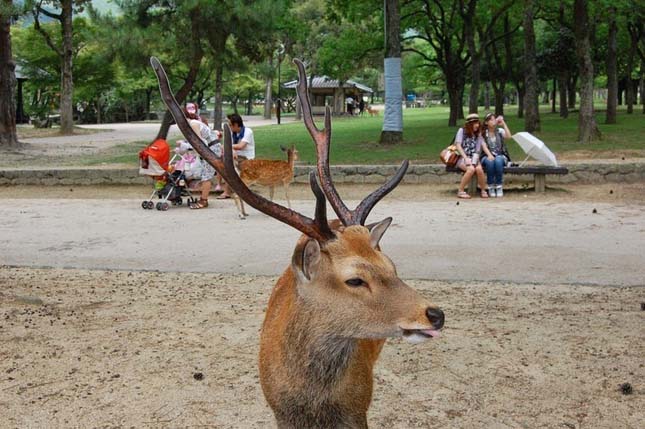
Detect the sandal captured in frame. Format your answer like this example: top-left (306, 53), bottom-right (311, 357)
top-left (480, 190), bottom-right (489, 198)
top-left (190, 199), bottom-right (209, 209)
top-left (216, 194), bottom-right (231, 199)
top-left (457, 191), bottom-right (471, 199)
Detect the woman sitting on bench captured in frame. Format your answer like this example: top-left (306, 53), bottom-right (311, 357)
top-left (481, 113), bottom-right (512, 198)
top-left (454, 113), bottom-right (488, 199)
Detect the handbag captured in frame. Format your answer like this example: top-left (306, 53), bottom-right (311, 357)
top-left (440, 144), bottom-right (460, 167)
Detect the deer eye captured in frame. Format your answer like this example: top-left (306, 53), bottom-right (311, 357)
top-left (345, 278), bottom-right (367, 287)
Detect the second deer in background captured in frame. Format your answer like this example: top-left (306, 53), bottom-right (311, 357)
top-left (238, 145), bottom-right (299, 209)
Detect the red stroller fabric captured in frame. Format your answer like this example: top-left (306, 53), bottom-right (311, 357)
top-left (139, 138), bottom-right (170, 171)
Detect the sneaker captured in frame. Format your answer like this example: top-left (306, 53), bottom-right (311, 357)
top-left (496, 185), bottom-right (503, 197)
top-left (488, 186), bottom-right (496, 197)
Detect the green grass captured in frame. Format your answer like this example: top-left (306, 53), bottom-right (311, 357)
top-left (254, 106), bottom-right (645, 165)
top-left (84, 106), bottom-right (645, 166)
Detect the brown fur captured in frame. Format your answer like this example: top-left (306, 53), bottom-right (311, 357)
top-left (238, 145), bottom-right (298, 208)
top-left (366, 106), bottom-right (379, 117)
top-left (259, 225), bottom-right (439, 428)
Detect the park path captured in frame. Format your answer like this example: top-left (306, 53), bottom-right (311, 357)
top-left (1, 192), bottom-right (643, 286)
top-left (19, 115), bottom-right (297, 148)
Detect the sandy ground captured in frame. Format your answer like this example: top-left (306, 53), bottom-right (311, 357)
top-left (1, 268), bottom-right (643, 428)
top-left (1, 183), bottom-right (644, 286)
top-left (1, 183), bottom-right (644, 428)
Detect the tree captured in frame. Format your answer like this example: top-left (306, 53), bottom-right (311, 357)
top-left (605, 5), bottom-right (618, 124)
top-left (523, 0), bottom-right (540, 132)
top-left (573, 0), bottom-right (601, 143)
top-left (29, 0), bottom-right (91, 134)
top-left (460, 0), bottom-right (515, 114)
top-left (404, 0), bottom-right (469, 126)
top-left (0, 0), bottom-right (18, 147)
top-left (380, 0), bottom-right (403, 144)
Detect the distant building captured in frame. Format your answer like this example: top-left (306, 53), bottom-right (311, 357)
top-left (282, 76), bottom-right (373, 115)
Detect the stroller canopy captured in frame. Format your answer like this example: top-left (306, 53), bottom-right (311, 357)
top-left (139, 138), bottom-right (170, 176)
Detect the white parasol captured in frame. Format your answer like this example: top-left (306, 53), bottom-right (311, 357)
top-left (512, 132), bottom-right (559, 167)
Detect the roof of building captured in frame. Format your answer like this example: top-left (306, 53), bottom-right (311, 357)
top-left (15, 64), bottom-right (27, 80)
top-left (282, 76), bottom-right (373, 93)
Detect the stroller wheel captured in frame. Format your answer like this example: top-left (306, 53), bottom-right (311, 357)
top-left (141, 200), bottom-right (148, 209)
top-left (156, 202), bottom-right (163, 211)
top-left (144, 201), bottom-right (154, 210)
top-left (160, 202), bottom-right (170, 211)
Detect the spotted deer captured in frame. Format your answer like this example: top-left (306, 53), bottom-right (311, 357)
top-left (239, 145), bottom-right (299, 209)
top-left (151, 57), bottom-right (444, 429)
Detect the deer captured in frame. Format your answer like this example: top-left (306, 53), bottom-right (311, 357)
top-left (366, 105), bottom-right (379, 117)
top-left (238, 145), bottom-right (299, 209)
top-left (151, 56), bottom-right (445, 429)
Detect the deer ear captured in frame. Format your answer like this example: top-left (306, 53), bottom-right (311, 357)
top-left (291, 238), bottom-right (321, 282)
top-left (367, 217), bottom-right (393, 249)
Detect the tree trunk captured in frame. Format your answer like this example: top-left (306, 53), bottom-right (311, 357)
top-left (263, 56), bottom-right (273, 120)
top-left (605, 6), bottom-right (618, 124)
top-left (95, 99), bottom-right (101, 124)
top-left (213, 63), bottom-right (224, 130)
top-left (523, 0), bottom-right (540, 132)
top-left (492, 80), bottom-right (505, 115)
top-left (380, 0), bottom-right (403, 144)
top-left (462, 0), bottom-right (480, 114)
top-left (641, 60), bottom-right (645, 114)
top-left (0, 0), bottom-right (19, 147)
top-left (516, 84), bottom-right (525, 118)
top-left (625, 24), bottom-right (639, 114)
top-left (558, 74), bottom-right (568, 118)
top-left (246, 90), bottom-right (253, 115)
top-left (145, 88), bottom-right (152, 120)
top-left (59, 0), bottom-right (74, 134)
top-left (484, 81), bottom-right (491, 110)
top-left (574, 0), bottom-right (601, 143)
top-left (551, 79), bottom-right (556, 113)
top-left (568, 75), bottom-right (577, 108)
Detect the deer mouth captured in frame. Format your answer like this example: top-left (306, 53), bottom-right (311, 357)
top-left (401, 328), bottom-right (441, 343)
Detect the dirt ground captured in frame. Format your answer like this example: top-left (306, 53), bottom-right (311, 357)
top-left (1, 182), bottom-right (644, 427)
top-left (1, 267), bottom-right (643, 428)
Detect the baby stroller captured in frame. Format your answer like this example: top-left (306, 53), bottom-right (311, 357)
top-left (139, 139), bottom-right (200, 211)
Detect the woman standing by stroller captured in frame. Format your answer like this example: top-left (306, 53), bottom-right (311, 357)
top-left (454, 113), bottom-right (488, 199)
top-left (481, 113), bottom-right (512, 197)
top-left (183, 103), bottom-right (222, 209)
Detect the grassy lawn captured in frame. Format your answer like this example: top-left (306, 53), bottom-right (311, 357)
top-left (254, 106), bottom-right (645, 165)
top-left (69, 106), bottom-right (645, 167)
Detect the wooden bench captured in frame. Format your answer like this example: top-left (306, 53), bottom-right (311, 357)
top-left (446, 165), bottom-right (569, 194)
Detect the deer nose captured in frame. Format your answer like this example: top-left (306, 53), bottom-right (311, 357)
top-left (425, 307), bottom-right (445, 330)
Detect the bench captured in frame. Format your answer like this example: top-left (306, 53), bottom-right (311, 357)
top-left (446, 165), bottom-right (569, 194)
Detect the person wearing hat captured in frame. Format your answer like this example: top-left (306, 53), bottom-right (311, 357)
top-left (481, 113), bottom-right (512, 197)
top-left (454, 113), bottom-right (488, 199)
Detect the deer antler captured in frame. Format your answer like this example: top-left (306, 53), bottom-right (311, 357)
top-left (150, 56), bottom-right (334, 243)
top-left (293, 59), bottom-right (409, 226)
